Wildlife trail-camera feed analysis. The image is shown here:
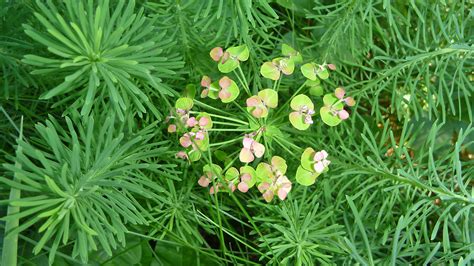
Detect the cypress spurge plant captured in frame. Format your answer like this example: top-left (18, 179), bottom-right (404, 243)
top-left (167, 44), bottom-right (356, 201)
top-left (0, 113), bottom-right (172, 264)
top-left (22, 0), bottom-right (183, 120)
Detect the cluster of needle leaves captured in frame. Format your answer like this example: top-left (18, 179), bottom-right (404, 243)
top-left (1, 0), bottom-right (473, 265)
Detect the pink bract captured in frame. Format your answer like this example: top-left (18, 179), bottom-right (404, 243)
top-left (238, 182), bottom-right (249, 193)
top-left (167, 124), bottom-right (176, 133)
top-left (338, 109), bottom-right (349, 120)
top-left (199, 117), bottom-right (209, 127)
top-left (219, 76), bottom-right (232, 89)
top-left (186, 117), bottom-right (198, 127)
top-left (210, 47), bottom-right (223, 62)
top-left (198, 175), bottom-right (211, 187)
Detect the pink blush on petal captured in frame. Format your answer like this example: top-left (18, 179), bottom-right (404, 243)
top-left (243, 137), bottom-right (254, 149)
top-left (167, 124), bottom-right (176, 133)
top-left (186, 117), bottom-right (198, 127)
top-left (238, 182), bottom-right (249, 193)
top-left (201, 89), bottom-right (209, 98)
top-left (314, 161), bottom-right (325, 173)
top-left (199, 117), bottom-right (209, 127)
top-left (219, 76), bottom-right (232, 89)
top-left (262, 190), bottom-right (274, 202)
top-left (195, 131), bottom-right (205, 140)
top-left (218, 89), bottom-right (231, 100)
top-left (201, 76), bottom-right (211, 87)
top-left (246, 97), bottom-right (260, 107)
top-left (198, 176), bottom-right (211, 187)
top-left (179, 135), bottom-right (192, 148)
top-left (252, 141), bottom-right (265, 158)
top-left (241, 173), bottom-right (252, 182)
top-left (338, 109), bottom-right (349, 120)
top-left (239, 148), bottom-right (255, 163)
top-left (210, 47), bottom-right (223, 61)
top-left (252, 107), bottom-right (264, 118)
top-left (277, 188), bottom-right (288, 200)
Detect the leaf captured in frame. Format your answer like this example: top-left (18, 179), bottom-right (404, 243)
top-left (220, 80), bottom-right (240, 103)
top-left (225, 167), bottom-right (240, 181)
top-left (323, 94), bottom-right (344, 110)
top-left (309, 85), bottom-right (324, 96)
top-left (271, 156), bottom-right (287, 175)
top-left (300, 148), bottom-right (316, 171)
top-left (227, 45), bottom-right (249, 61)
top-left (278, 58), bottom-right (295, 75)
top-left (256, 163), bottom-right (274, 183)
top-left (301, 63), bottom-right (317, 80)
top-left (290, 94), bottom-right (314, 110)
top-left (207, 82), bottom-right (220, 99)
top-left (320, 106), bottom-right (342, 127)
top-left (197, 113), bottom-right (213, 129)
top-left (175, 97), bottom-right (194, 110)
top-left (203, 164), bottom-right (222, 176)
top-left (218, 58), bottom-right (239, 73)
top-left (317, 68), bottom-right (329, 79)
top-left (289, 112), bottom-right (310, 130)
top-left (258, 89), bottom-right (278, 108)
top-left (296, 165), bottom-right (320, 186)
top-left (239, 166), bottom-right (257, 188)
top-left (260, 62), bottom-right (280, 80)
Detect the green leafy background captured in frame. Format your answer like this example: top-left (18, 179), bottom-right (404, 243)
top-left (1, 0), bottom-right (473, 265)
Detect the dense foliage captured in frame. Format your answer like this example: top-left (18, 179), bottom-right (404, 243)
top-left (1, 0), bottom-right (473, 265)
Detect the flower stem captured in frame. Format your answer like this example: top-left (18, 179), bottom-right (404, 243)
top-left (235, 66), bottom-right (252, 96)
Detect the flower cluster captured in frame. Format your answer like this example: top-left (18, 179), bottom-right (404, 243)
top-left (296, 148), bottom-right (331, 186)
top-left (320, 87), bottom-right (356, 126)
top-left (166, 44), bottom-right (354, 203)
top-left (239, 130), bottom-right (265, 163)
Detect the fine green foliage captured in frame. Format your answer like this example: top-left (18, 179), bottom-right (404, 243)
top-left (1, 0), bottom-right (473, 265)
top-left (23, 0), bottom-right (183, 120)
top-left (0, 114), bottom-right (172, 264)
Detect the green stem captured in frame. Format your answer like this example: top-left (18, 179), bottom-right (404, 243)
top-left (208, 128), bottom-right (252, 132)
top-left (193, 100), bottom-right (236, 116)
top-left (274, 81), bottom-right (307, 117)
top-left (209, 138), bottom-right (244, 148)
top-left (235, 65), bottom-right (252, 96)
top-left (191, 112), bottom-right (248, 125)
top-left (2, 117), bottom-right (23, 266)
top-left (212, 121), bottom-right (246, 127)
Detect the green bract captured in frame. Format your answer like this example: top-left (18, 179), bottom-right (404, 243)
top-left (320, 94), bottom-right (344, 126)
top-left (221, 79), bottom-right (240, 103)
top-left (240, 166), bottom-right (257, 188)
top-left (290, 94), bottom-right (314, 112)
top-left (300, 147), bottom-right (315, 171)
top-left (260, 57), bottom-right (295, 80)
top-left (281, 44), bottom-right (303, 64)
top-left (306, 79), bottom-right (324, 96)
top-left (289, 94), bottom-right (314, 130)
top-left (301, 63), bottom-right (330, 81)
top-left (175, 97), bottom-right (194, 110)
top-left (217, 45), bottom-right (249, 73)
top-left (296, 165), bottom-right (320, 186)
top-left (258, 89), bottom-right (278, 108)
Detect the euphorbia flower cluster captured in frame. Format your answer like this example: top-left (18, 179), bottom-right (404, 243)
top-left (257, 156), bottom-right (292, 202)
top-left (246, 89), bottom-right (278, 118)
top-left (239, 134), bottom-right (265, 163)
top-left (296, 148), bottom-right (331, 186)
top-left (167, 44), bottom-right (355, 203)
